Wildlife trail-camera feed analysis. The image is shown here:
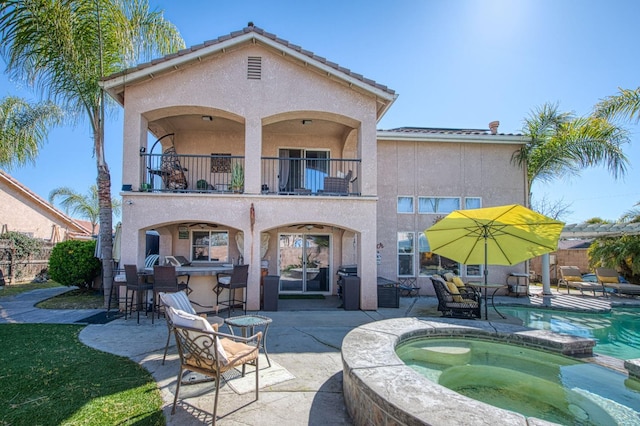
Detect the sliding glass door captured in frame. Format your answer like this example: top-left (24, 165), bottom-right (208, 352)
top-left (278, 233), bottom-right (330, 293)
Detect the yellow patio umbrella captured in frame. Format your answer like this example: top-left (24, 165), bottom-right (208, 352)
top-left (424, 204), bottom-right (564, 317)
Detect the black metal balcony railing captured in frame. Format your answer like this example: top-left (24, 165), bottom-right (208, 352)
top-left (137, 153), bottom-right (361, 196)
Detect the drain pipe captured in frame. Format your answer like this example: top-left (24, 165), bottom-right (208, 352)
top-left (541, 253), bottom-right (552, 295)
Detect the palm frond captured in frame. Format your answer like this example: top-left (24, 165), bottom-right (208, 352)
top-left (594, 87), bottom-right (640, 123)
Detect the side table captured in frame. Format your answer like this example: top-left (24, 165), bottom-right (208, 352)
top-left (224, 314), bottom-right (272, 368)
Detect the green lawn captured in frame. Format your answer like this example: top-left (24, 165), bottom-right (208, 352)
top-left (0, 281), bottom-right (61, 297)
top-left (0, 324), bottom-right (164, 425)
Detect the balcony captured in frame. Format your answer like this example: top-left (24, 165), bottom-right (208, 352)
top-left (138, 153), bottom-right (361, 196)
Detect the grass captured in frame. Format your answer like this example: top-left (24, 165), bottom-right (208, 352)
top-left (36, 288), bottom-right (104, 309)
top-left (0, 281), bottom-right (61, 297)
top-left (0, 324), bottom-right (164, 425)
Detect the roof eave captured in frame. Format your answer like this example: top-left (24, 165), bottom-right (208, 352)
top-left (376, 131), bottom-right (527, 144)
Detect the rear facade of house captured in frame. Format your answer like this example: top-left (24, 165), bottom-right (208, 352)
top-left (102, 25), bottom-right (527, 311)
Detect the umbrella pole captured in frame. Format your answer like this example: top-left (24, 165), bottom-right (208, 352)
top-left (484, 231), bottom-right (489, 320)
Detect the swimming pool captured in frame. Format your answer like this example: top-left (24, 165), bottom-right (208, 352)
top-left (499, 306), bottom-right (640, 360)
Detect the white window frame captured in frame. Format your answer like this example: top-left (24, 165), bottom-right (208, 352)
top-left (397, 196), bottom-right (414, 214)
top-left (418, 197), bottom-right (461, 214)
top-left (191, 229), bottom-right (229, 263)
top-left (397, 231), bottom-right (415, 277)
top-left (464, 197), bottom-right (482, 209)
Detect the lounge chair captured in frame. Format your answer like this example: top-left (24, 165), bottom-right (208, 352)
top-left (596, 267), bottom-right (640, 297)
top-left (558, 266), bottom-right (605, 296)
top-left (430, 276), bottom-right (481, 318)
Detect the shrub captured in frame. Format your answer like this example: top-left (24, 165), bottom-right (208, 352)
top-left (0, 231), bottom-right (44, 260)
top-left (49, 240), bottom-right (101, 288)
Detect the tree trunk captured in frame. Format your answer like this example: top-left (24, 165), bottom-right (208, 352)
top-left (94, 97), bottom-right (114, 309)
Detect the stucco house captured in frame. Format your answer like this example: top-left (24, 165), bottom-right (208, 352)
top-left (101, 25), bottom-right (527, 311)
top-left (0, 170), bottom-right (92, 242)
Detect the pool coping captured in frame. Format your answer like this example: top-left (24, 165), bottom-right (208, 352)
top-left (341, 317), bottom-right (634, 426)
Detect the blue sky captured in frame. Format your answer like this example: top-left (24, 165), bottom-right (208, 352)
top-left (2, 0), bottom-right (639, 224)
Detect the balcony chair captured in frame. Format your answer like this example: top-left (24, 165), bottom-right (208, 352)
top-left (430, 275), bottom-right (481, 319)
top-left (596, 267), bottom-right (640, 297)
top-left (214, 264), bottom-right (249, 317)
top-left (153, 265), bottom-right (191, 319)
top-left (159, 291), bottom-right (224, 365)
top-left (558, 266), bottom-right (604, 296)
top-left (321, 170), bottom-right (352, 195)
top-left (124, 264), bottom-right (154, 324)
top-left (167, 306), bottom-right (261, 424)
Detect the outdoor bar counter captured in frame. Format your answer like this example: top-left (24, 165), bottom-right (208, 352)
top-left (115, 263), bottom-right (234, 314)
top-left (144, 264), bottom-right (234, 312)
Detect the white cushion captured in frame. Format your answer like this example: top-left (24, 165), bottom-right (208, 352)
top-left (218, 276), bottom-right (231, 285)
top-left (168, 307), bottom-right (228, 365)
top-left (160, 291), bottom-right (195, 315)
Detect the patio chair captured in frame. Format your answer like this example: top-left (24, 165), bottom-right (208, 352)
top-left (159, 292), bottom-right (224, 365)
top-left (321, 170), bottom-right (352, 195)
top-left (124, 264), bottom-right (154, 324)
top-left (558, 266), bottom-right (605, 296)
top-left (595, 267), bottom-right (640, 296)
top-left (397, 277), bottom-right (420, 297)
top-left (430, 276), bottom-right (481, 319)
top-left (153, 265), bottom-right (191, 319)
top-left (168, 306), bottom-right (261, 423)
top-left (214, 264), bottom-right (249, 317)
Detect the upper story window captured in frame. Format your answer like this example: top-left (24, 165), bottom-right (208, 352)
top-left (465, 197), bottom-right (482, 209)
top-left (191, 230), bottom-right (229, 262)
top-left (397, 196), bottom-right (414, 213)
top-left (418, 197), bottom-right (460, 214)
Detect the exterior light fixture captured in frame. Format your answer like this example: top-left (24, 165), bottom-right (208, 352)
top-left (302, 119), bottom-right (312, 125)
top-left (202, 115), bottom-right (213, 121)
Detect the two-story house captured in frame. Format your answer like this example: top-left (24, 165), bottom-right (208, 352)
top-left (101, 25), bottom-right (526, 311)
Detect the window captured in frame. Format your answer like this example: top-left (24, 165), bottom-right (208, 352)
top-left (418, 197), bottom-right (460, 214)
top-left (191, 230), bottom-right (229, 262)
top-left (397, 196), bottom-right (414, 213)
top-left (465, 197), bottom-right (482, 209)
top-left (465, 264), bottom-right (483, 277)
top-left (397, 232), bottom-right (414, 276)
top-left (418, 233), bottom-right (460, 276)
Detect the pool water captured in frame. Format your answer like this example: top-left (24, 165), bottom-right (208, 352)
top-left (499, 306), bottom-right (640, 360)
top-left (397, 338), bottom-right (640, 425)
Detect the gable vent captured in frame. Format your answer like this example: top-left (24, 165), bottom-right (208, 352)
top-left (247, 56), bottom-right (262, 80)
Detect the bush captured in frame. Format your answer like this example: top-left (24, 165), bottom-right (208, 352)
top-left (48, 240), bottom-right (101, 288)
top-left (0, 231), bottom-right (44, 260)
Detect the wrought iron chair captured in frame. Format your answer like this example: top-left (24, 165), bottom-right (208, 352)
top-left (168, 306), bottom-right (261, 423)
top-left (430, 276), bottom-right (481, 319)
top-left (159, 291), bottom-right (224, 365)
top-left (214, 264), bottom-right (249, 317)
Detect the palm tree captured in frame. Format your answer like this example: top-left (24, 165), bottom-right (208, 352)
top-left (49, 185), bottom-right (122, 236)
top-left (0, 0), bottom-right (184, 306)
top-left (512, 102), bottom-right (630, 195)
top-left (594, 87), bottom-right (640, 123)
top-left (0, 96), bottom-right (62, 169)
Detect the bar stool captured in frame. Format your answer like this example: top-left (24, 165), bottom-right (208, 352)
top-left (214, 264), bottom-right (249, 317)
top-left (124, 264), bottom-right (153, 324)
top-left (152, 265), bottom-right (190, 319)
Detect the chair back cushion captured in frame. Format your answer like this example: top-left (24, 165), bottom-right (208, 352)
top-left (596, 268), bottom-right (620, 284)
top-left (452, 276), bottom-right (466, 288)
top-left (560, 266), bottom-right (583, 282)
top-left (160, 291), bottom-right (196, 315)
top-left (169, 307), bottom-right (228, 365)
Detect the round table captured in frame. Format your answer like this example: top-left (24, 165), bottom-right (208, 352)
top-left (467, 283), bottom-right (507, 320)
top-left (224, 314), bottom-right (272, 368)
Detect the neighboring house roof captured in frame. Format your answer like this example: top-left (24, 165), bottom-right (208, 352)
top-left (0, 170), bottom-right (92, 239)
top-left (557, 239), bottom-right (592, 250)
top-left (377, 126), bottom-right (525, 144)
top-left (561, 222), bottom-right (640, 238)
top-left (101, 24), bottom-right (398, 119)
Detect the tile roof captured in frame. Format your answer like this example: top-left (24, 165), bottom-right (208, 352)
top-left (103, 24), bottom-right (395, 97)
top-left (379, 126), bottom-right (521, 137)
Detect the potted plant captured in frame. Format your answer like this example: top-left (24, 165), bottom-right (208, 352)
top-left (230, 163), bottom-right (244, 192)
